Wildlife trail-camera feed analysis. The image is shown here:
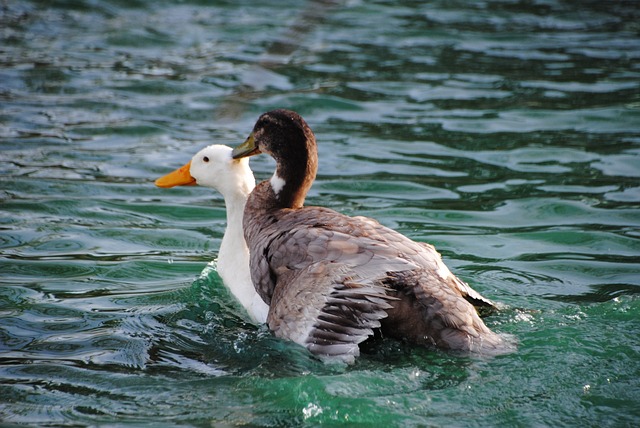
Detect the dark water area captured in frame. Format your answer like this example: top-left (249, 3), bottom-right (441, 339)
top-left (1, 0), bottom-right (639, 426)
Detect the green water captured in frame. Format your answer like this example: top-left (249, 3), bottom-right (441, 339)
top-left (1, 0), bottom-right (639, 426)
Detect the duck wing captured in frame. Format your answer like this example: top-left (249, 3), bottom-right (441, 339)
top-left (267, 262), bottom-right (397, 363)
top-left (246, 206), bottom-right (419, 305)
top-left (249, 206), bottom-right (497, 309)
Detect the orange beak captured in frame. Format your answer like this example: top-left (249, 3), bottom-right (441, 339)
top-left (155, 161), bottom-right (196, 188)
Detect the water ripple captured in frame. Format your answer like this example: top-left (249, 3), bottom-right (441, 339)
top-left (1, 0), bottom-right (639, 426)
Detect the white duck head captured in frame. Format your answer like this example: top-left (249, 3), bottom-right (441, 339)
top-left (156, 144), bottom-right (255, 201)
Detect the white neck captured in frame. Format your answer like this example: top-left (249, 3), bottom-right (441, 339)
top-left (218, 194), bottom-right (247, 271)
top-left (216, 186), bottom-right (269, 324)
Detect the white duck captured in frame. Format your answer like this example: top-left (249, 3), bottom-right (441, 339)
top-left (155, 145), bottom-right (269, 324)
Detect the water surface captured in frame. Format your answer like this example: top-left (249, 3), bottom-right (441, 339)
top-left (1, 0), bottom-right (639, 426)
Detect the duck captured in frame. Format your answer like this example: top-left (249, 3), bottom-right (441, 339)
top-left (230, 109), bottom-right (514, 363)
top-left (155, 145), bottom-right (269, 324)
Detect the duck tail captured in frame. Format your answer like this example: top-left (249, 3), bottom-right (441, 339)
top-left (384, 269), bottom-right (516, 356)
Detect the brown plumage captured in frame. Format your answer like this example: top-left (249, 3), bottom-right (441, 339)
top-left (232, 109), bottom-right (514, 362)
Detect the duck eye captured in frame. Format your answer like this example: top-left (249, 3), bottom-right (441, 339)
top-left (203, 156), bottom-right (209, 162)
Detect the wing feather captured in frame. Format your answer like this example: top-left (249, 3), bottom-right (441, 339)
top-left (267, 262), bottom-right (396, 363)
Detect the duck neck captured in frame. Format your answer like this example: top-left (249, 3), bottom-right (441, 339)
top-left (269, 135), bottom-right (318, 210)
top-left (220, 194), bottom-right (247, 258)
top-left (217, 190), bottom-right (253, 307)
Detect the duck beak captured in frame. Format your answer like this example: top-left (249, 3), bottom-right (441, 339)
top-left (155, 161), bottom-right (196, 188)
top-left (232, 133), bottom-right (261, 159)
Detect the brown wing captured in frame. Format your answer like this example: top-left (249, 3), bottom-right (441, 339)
top-left (267, 262), bottom-right (397, 363)
top-left (253, 206), bottom-right (497, 304)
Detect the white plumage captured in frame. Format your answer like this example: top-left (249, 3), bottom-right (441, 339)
top-left (156, 145), bottom-right (268, 324)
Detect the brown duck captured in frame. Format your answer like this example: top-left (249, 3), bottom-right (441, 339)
top-left (232, 109), bottom-right (514, 363)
